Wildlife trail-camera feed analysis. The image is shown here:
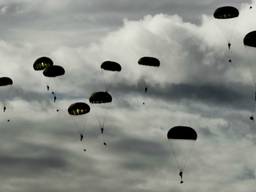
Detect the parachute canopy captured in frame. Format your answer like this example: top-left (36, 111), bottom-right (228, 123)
top-left (101, 61), bottom-right (122, 72)
top-left (33, 57), bottom-right (54, 71)
top-left (213, 6), bottom-right (239, 19)
top-left (0, 77), bottom-right (13, 86)
top-left (89, 91), bottom-right (112, 104)
top-left (43, 65), bottom-right (65, 77)
top-left (167, 126), bottom-right (197, 140)
top-left (68, 102), bottom-right (90, 115)
top-left (244, 31), bottom-right (256, 47)
top-left (138, 57), bottom-right (160, 67)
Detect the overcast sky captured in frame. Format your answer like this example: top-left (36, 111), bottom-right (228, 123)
top-left (1, 0), bottom-right (256, 192)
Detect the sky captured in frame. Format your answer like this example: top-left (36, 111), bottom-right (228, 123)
top-left (1, 0), bottom-right (256, 191)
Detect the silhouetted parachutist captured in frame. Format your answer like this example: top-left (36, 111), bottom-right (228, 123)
top-left (101, 127), bottom-right (104, 134)
top-left (179, 170), bottom-right (183, 184)
top-left (250, 116), bottom-right (254, 121)
top-left (3, 106), bottom-right (6, 112)
top-left (103, 142), bottom-right (107, 146)
top-left (144, 87), bottom-right (148, 93)
top-left (228, 42), bottom-right (231, 50)
top-left (7, 119), bottom-right (10, 122)
top-left (250, 6), bottom-right (252, 9)
top-left (80, 134), bottom-right (84, 142)
top-left (51, 91), bottom-right (55, 95)
top-left (83, 148), bottom-right (87, 152)
top-left (53, 96), bottom-right (56, 103)
top-left (228, 59), bottom-right (232, 63)
top-left (46, 85), bottom-right (50, 91)
top-left (56, 109), bottom-right (59, 112)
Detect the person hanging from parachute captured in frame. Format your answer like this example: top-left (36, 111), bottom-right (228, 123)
top-left (213, 6), bottom-right (239, 63)
top-left (179, 170), bottom-right (183, 184)
top-left (46, 85), bottom-right (50, 91)
top-left (138, 56), bottom-right (160, 104)
top-left (68, 102), bottom-right (90, 151)
top-left (43, 65), bottom-right (65, 111)
top-left (243, 31), bottom-right (256, 121)
top-left (80, 133), bottom-right (84, 142)
top-left (89, 91), bottom-right (112, 147)
top-left (0, 77), bottom-right (13, 121)
top-left (167, 126), bottom-right (197, 184)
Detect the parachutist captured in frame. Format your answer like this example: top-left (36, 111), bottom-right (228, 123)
top-left (142, 102), bottom-right (145, 105)
top-left (3, 106), bottom-right (6, 112)
top-left (144, 87), bottom-right (148, 93)
top-left (83, 149), bottom-right (87, 152)
top-left (51, 91), bottom-right (55, 95)
top-left (101, 127), bottom-right (104, 134)
top-left (228, 42), bottom-right (231, 50)
top-left (179, 170), bottom-right (183, 184)
top-left (250, 6), bottom-right (252, 9)
top-left (53, 96), bottom-right (56, 103)
top-left (250, 116), bottom-right (254, 121)
top-left (228, 59), bottom-right (232, 63)
top-left (56, 109), bottom-right (59, 112)
top-left (7, 119), bottom-right (10, 122)
top-left (103, 142), bottom-right (107, 146)
top-left (46, 85), bottom-right (49, 91)
top-left (80, 134), bottom-right (84, 141)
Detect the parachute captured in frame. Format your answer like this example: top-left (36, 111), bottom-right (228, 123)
top-left (33, 57), bottom-right (54, 71)
top-left (244, 31), bottom-right (256, 48)
top-left (100, 60), bottom-right (122, 92)
top-left (101, 61), bottom-right (122, 72)
top-left (0, 77), bottom-right (13, 122)
top-left (167, 126), bottom-right (197, 140)
top-left (138, 56), bottom-right (160, 104)
top-left (213, 6), bottom-right (239, 19)
top-left (89, 91), bottom-right (112, 146)
top-left (243, 31), bottom-right (256, 121)
top-left (167, 126), bottom-right (197, 182)
top-left (138, 57), bottom-right (160, 67)
top-left (0, 77), bottom-right (13, 86)
top-left (43, 65), bottom-right (65, 77)
top-left (68, 102), bottom-right (90, 115)
top-left (68, 102), bottom-right (91, 151)
top-left (213, 6), bottom-right (239, 63)
top-left (89, 91), bottom-right (112, 104)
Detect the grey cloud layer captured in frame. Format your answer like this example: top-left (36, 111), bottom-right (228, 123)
top-left (0, 0), bottom-right (256, 192)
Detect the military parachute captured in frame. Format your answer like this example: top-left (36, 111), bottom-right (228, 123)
top-left (167, 126), bottom-right (197, 183)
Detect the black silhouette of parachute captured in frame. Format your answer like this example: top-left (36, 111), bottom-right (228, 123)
top-left (33, 57), bottom-right (54, 71)
top-left (214, 6), bottom-right (239, 19)
top-left (138, 57), bottom-right (160, 67)
top-left (89, 91), bottom-right (112, 104)
top-left (101, 61), bottom-right (122, 72)
top-left (43, 65), bottom-right (65, 77)
top-left (68, 102), bottom-right (90, 115)
top-left (167, 126), bottom-right (197, 140)
top-left (0, 77), bottom-right (13, 86)
top-left (244, 31), bottom-right (256, 47)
